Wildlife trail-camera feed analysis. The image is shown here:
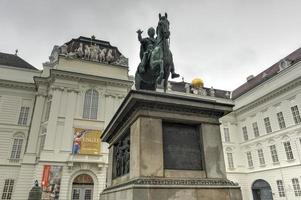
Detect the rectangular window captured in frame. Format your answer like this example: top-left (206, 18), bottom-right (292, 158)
top-left (277, 112), bottom-right (286, 129)
top-left (227, 152), bottom-right (234, 169)
top-left (10, 138), bottom-right (23, 160)
top-left (264, 117), bottom-right (272, 133)
top-left (44, 101), bottom-right (51, 121)
top-left (246, 151), bottom-right (253, 167)
top-left (292, 178), bottom-right (301, 196)
top-left (1, 179), bottom-right (14, 200)
top-left (224, 128), bottom-right (230, 142)
top-left (257, 149), bottom-right (265, 165)
top-left (270, 145), bottom-right (279, 163)
top-left (252, 122), bottom-right (260, 137)
top-left (291, 105), bottom-right (301, 124)
top-left (276, 180), bottom-right (285, 197)
top-left (18, 106), bottom-right (29, 125)
top-left (284, 141), bottom-right (294, 160)
top-left (242, 126), bottom-right (248, 141)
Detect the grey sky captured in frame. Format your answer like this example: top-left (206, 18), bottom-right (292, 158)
top-left (1, 0), bottom-right (301, 91)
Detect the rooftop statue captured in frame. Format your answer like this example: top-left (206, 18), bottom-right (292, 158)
top-left (135, 13), bottom-right (179, 92)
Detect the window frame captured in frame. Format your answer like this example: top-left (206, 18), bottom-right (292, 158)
top-left (1, 179), bottom-right (14, 200)
top-left (252, 122), bottom-right (260, 137)
top-left (246, 151), bottom-right (253, 168)
top-left (283, 141), bottom-right (294, 160)
top-left (83, 89), bottom-right (99, 120)
top-left (227, 152), bottom-right (234, 169)
top-left (269, 145), bottom-right (279, 163)
top-left (224, 127), bottom-right (230, 142)
top-left (242, 126), bottom-right (248, 141)
top-left (257, 149), bottom-right (265, 165)
top-left (292, 178), bottom-right (301, 196)
top-left (264, 117), bottom-right (272, 133)
top-left (17, 106), bottom-right (30, 125)
top-left (9, 134), bottom-right (24, 162)
top-left (277, 112), bottom-right (286, 129)
top-left (276, 180), bottom-right (285, 197)
top-left (291, 105), bottom-right (301, 124)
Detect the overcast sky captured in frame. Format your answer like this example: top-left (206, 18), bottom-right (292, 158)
top-left (1, 0), bottom-right (301, 91)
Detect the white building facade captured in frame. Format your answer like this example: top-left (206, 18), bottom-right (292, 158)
top-left (221, 48), bottom-right (301, 200)
top-left (0, 36), bottom-right (132, 200)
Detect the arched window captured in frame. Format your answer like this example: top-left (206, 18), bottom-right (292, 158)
top-left (10, 133), bottom-right (24, 161)
top-left (83, 89), bottom-right (99, 120)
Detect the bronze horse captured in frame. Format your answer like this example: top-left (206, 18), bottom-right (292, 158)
top-left (135, 13), bottom-right (177, 92)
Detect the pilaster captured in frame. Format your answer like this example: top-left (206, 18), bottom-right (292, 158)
top-left (23, 89), bottom-right (47, 163)
top-left (44, 86), bottom-right (63, 151)
top-left (60, 89), bottom-right (78, 152)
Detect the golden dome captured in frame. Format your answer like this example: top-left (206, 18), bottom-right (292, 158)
top-left (191, 78), bottom-right (204, 89)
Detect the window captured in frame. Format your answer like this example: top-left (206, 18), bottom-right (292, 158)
top-left (227, 152), bottom-right (234, 169)
top-left (1, 179), bottom-right (14, 199)
top-left (44, 100), bottom-right (51, 121)
top-left (224, 128), bottom-right (230, 142)
top-left (246, 151), bottom-right (253, 167)
top-left (291, 106), bottom-right (301, 124)
top-left (277, 112), bottom-right (286, 129)
top-left (284, 141), bottom-right (294, 160)
top-left (10, 137), bottom-right (23, 160)
top-left (276, 180), bottom-right (285, 197)
top-left (18, 106), bottom-right (29, 125)
top-left (83, 89), bottom-right (99, 120)
top-left (270, 145), bottom-right (279, 163)
top-left (257, 149), bottom-right (265, 165)
top-left (242, 126), bottom-right (248, 141)
top-left (292, 178), bottom-right (301, 196)
top-left (252, 122), bottom-right (260, 137)
top-left (264, 117), bottom-right (272, 133)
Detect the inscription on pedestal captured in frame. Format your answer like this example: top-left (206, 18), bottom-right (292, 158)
top-left (163, 122), bottom-right (203, 170)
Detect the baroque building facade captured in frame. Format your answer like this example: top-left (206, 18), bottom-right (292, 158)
top-left (220, 48), bottom-right (301, 200)
top-left (1, 35), bottom-right (301, 200)
top-left (0, 36), bottom-right (132, 200)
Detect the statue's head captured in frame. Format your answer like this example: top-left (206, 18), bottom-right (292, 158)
top-left (157, 13), bottom-right (170, 39)
top-left (147, 27), bottom-right (155, 38)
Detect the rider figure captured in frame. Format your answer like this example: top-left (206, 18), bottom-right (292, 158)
top-left (136, 27), bottom-right (180, 78)
top-left (137, 27), bottom-right (156, 73)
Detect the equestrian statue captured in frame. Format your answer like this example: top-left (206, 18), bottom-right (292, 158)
top-left (135, 13), bottom-right (179, 92)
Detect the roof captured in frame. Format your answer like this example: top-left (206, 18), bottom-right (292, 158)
top-left (232, 47), bottom-right (301, 99)
top-left (0, 52), bottom-right (38, 70)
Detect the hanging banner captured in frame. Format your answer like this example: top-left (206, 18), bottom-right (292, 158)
top-left (41, 165), bottom-right (63, 200)
top-left (72, 128), bottom-right (101, 155)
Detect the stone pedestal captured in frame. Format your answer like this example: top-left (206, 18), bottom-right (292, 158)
top-left (100, 90), bottom-right (242, 200)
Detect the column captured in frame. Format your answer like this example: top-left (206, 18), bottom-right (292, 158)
top-left (44, 87), bottom-right (63, 151)
top-left (60, 89), bottom-right (78, 152)
top-left (104, 94), bottom-right (115, 127)
top-left (23, 88), bottom-right (47, 163)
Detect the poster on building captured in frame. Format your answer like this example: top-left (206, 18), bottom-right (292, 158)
top-left (72, 128), bottom-right (101, 155)
top-left (41, 165), bottom-right (63, 200)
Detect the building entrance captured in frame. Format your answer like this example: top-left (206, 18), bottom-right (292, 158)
top-left (71, 174), bottom-right (94, 200)
top-left (252, 179), bottom-right (273, 200)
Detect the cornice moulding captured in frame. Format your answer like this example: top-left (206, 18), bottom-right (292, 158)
top-left (235, 77), bottom-right (301, 115)
top-left (0, 79), bottom-right (36, 91)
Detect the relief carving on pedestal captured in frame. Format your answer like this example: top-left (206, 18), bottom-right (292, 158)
top-left (113, 133), bottom-right (130, 178)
